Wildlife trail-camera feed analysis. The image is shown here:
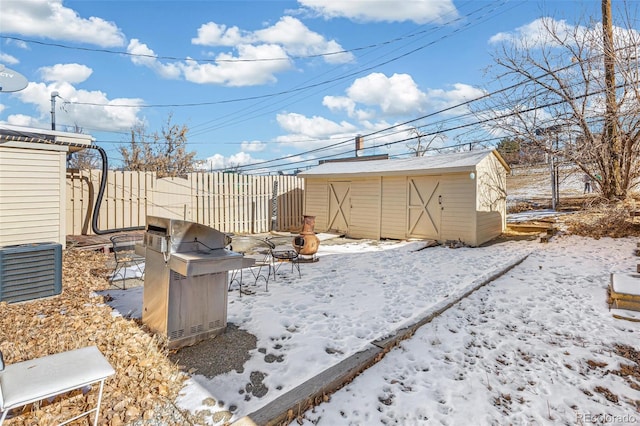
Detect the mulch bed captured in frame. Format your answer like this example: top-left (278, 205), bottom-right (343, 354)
top-left (0, 249), bottom-right (205, 425)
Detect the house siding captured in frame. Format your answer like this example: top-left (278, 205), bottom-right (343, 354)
top-left (0, 145), bottom-right (67, 247)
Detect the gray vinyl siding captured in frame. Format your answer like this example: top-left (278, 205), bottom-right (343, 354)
top-left (380, 176), bottom-right (406, 239)
top-left (0, 145), bottom-right (67, 247)
top-left (303, 179), bottom-right (329, 232)
top-left (349, 178), bottom-right (381, 239)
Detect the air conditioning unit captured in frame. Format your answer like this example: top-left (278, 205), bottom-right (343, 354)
top-left (0, 242), bottom-right (62, 303)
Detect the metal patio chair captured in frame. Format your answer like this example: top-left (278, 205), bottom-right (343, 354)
top-left (227, 236), bottom-right (271, 294)
top-left (109, 234), bottom-right (145, 289)
top-left (267, 237), bottom-right (301, 279)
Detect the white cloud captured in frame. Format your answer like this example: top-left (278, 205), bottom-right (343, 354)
top-left (489, 18), bottom-right (577, 49)
top-left (192, 16), bottom-right (353, 64)
top-left (241, 140), bottom-right (266, 152)
top-left (204, 153), bottom-right (226, 170)
top-left (424, 83), bottom-right (485, 112)
top-left (204, 152), bottom-right (262, 171)
top-left (325, 73), bottom-right (484, 120)
top-left (128, 37), bottom-right (292, 86)
top-left (0, 0), bottom-right (125, 47)
top-left (39, 63), bottom-right (92, 84)
top-left (298, 0), bottom-right (458, 24)
top-left (11, 81), bottom-right (143, 132)
top-left (53, 11), bottom-right (356, 86)
top-left (127, 39), bottom-right (181, 79)
top-left (0, 53), bottom-right (20, 65)
top-left (3, 113), bottom-right (42, 128)
top-left (347, 73), bottom-right (427, 116)
top-left (323, 95), bottom-right (356, 115)
top-left (227, 152), bottom-right (256, 166)
top-left (180, 44), bottom-right (293, 87)
top-left (276, 112), bottom-right (357, 138)
top-left (5, 38), bottom-right (29, 50)
top-left (254, 16), bottom-right (353, 63)
top-left (192, 23), bottom-right (247, 46)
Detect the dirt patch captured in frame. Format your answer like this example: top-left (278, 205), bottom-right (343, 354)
top-left (563, 201), bottom-right (640, 238)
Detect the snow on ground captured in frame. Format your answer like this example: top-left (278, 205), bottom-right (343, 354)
top-left (300, 236), bottom-right (640, 425)
top-left (103, 236), bottom-right (535, 422)
top-left (507, 165), bottom-right (587, 210)
top-left (102, 230), bottom-right (640, 425)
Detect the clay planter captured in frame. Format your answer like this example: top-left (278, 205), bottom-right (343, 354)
top-left (292, 215), bottom-right (320, 256)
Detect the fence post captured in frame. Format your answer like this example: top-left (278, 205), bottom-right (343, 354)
top-left (271, 180), bottom-right (278, 231)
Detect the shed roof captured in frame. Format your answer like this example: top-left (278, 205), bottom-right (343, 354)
top-left (299, 149), bottom-right (509, 178)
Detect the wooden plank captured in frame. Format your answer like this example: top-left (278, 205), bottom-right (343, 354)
top-left (64, 170), bottom-right (304, 236)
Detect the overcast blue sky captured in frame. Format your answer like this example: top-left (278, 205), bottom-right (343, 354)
top-left (0, 1), bottom-right (628, 173)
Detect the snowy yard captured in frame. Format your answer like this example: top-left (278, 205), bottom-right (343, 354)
top-left (300, 235), bottom-right (640, 425)
top-left (104, 230), bottom-right (640, 424)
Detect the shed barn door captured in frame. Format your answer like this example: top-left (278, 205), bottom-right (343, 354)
top-left (407, 177), bottom-right (441, 239)
top-left (328, 181), bottom-right (350, 234)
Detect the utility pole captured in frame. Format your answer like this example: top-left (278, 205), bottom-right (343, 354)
top-left (602, 0), bottom-right (622, 198)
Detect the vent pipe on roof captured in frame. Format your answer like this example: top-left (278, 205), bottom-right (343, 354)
top-left (355, 135), bottom-right (364, 157)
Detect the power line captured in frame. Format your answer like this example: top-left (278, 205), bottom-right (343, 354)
top-left (39, 1), bottom-right (516, 110)
top-left (0, 3), bottom-right (483, 64)
top-left (188, 0), bottom-right (517, 137)
top-left (232, 76), bottom-right (630, 174)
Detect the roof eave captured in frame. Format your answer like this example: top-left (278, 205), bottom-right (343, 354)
top-left (300, 165), bottom-right (477, 179)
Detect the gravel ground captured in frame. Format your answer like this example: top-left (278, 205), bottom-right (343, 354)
top-left (168, 323), bottom-right (257, 378)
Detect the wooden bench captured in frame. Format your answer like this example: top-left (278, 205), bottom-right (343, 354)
top-left (0, 346), bottom-right (115, 426)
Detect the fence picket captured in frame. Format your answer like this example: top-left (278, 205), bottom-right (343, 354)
top-left (65, 171), bottom-right (304, 235)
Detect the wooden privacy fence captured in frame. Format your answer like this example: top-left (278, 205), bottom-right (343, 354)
top-left (66, 170), bottom-right (305, 236)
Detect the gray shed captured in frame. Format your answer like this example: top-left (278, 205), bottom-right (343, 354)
top-left (298, 149), bottom-right (510, 247)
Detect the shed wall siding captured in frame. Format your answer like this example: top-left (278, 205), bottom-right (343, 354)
top-left (476, 211), bottom-right (504, 245)
top-left (300, 150), bottom-right (508, 246)
top-left (348, 178), bottom-right (381, 239)
top-left (439, 173), bottom-right (476, 244)
top-left (303, 179), bottom-right (330, 232)
top-left (380, 176), bottom-right (407, 239)
top-left (0, 146), bottom-right (66, 247)
top-left (475, 155), bottom-right (508, 245)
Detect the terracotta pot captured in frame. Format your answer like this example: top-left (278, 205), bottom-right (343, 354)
top-left (293, 215), bottom-right (320, 255)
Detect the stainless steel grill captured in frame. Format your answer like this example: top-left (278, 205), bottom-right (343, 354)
top-left (141, 216), bottom-right (253, 348)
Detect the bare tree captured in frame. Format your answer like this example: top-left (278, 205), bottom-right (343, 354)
top-left (406, 125), bottom-right (447, 156)
top-left (66, 123), bottom-right (101, 170)
top-left (119, 114), bottom-right (200, 178)
top-left (477, 3), bottom-right (640, 200)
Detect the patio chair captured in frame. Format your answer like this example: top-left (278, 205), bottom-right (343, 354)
top-left (267, 238), bottom-right (301, 279)
top-left (109, 234), bottom-right (145, 290)
top-left (227, 236), bottom-right (270, 295)
top-left (248, 238), bottom-right (277, 290)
